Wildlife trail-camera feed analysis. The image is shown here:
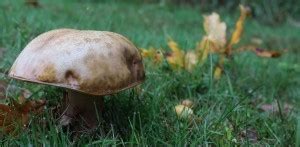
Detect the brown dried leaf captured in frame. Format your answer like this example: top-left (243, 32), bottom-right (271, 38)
top-left (254, 48), bottom-right (282, 58)
top-left (0, 99), bottom-right (45, 136)
top-left (239, 128), bottom-right (259, 143)
top-left (259, 102), bottom-right (293, 113)
top-left (0, 104), bottom-right (24, 135)
top-left (25, 0), bottom-right (41, 8)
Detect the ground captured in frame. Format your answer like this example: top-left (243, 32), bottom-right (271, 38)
top-left (0, 0), bottom-right (299, 146)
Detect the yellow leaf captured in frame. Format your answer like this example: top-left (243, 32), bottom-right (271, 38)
top-left (166, 39), bottom-right (185, 69)
top-left (197, 39), bottom-right (215, 64)
top-left (140, 47), bottom-right (163, 64)
top-left (227, 5), bottom-right (251, 55)
top-left (175, 104), bottom-right (193, 120)
top-left (214, 65), bottom-right (223, 80)
top-left (140, 48), bottom-right (151, 57)
top-left (181, 99), bottom-right (194, 108)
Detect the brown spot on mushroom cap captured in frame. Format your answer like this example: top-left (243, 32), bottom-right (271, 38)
top-left (37, 64), bottom-right (57, 82)
top-left (8, 29), bottom-right (145, 95)
top-left (65, 70), bottom-right (81, 86)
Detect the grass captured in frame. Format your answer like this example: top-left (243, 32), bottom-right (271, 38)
top-left (0, 0), bottom-right (300, 146)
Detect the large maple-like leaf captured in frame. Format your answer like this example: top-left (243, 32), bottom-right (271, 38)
top-left (198, 12), bottom-right (227, 53)
top-left (196, 12), bottom-right (226, 65)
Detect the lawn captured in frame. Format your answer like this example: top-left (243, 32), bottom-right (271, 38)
top-left (0, 0), bottom-right (300, 146)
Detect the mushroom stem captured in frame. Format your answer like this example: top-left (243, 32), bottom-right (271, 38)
top-left (60, 90), bottom-right (104, 128)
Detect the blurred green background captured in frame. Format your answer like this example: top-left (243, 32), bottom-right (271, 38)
top-left (0, 0), bottom-right (299, 146)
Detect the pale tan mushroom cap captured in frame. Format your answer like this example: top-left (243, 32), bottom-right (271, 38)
top-left (9, 29), bottom-right (145, 95)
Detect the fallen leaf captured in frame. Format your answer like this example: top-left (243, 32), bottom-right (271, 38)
top-left (166, 39), bottom-right (185, 69)
top-left (175, 104), bottom-right (193, 120)
top-left (239, 128), bottom-right (259, 143)
top-left (253, 48), bottom-right (282, 58)
top-left (25, 0), bottom-right (41, 8)
top-left (196, 12), bottom-right (226, 64)
top-left (0, 98), bottom-right (46, 136)
top-left (226, 5), bottom-right (251, 55)
top-left (184, 51), bottom-right (198, 72)
top-left (181, 99), bottom-right (194, 108)
top-left (140, 47), bottom-right (163, 64)
top-left (197, 39), bottom-right (216, 63)
top-left (0, 104), bottom-right (24, 135)
top-left (213, 65), bottom-right (223, 80)
top-left (202, 12), bottom-right (227, 49)
top-left (259, 102), bottom-right (293, 114)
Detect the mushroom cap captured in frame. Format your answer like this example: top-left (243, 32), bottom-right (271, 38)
top-left (9, 29), bottom-right (145, 95)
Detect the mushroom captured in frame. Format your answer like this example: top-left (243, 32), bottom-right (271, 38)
top-left (8, 29), bottom-right (145, 129)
